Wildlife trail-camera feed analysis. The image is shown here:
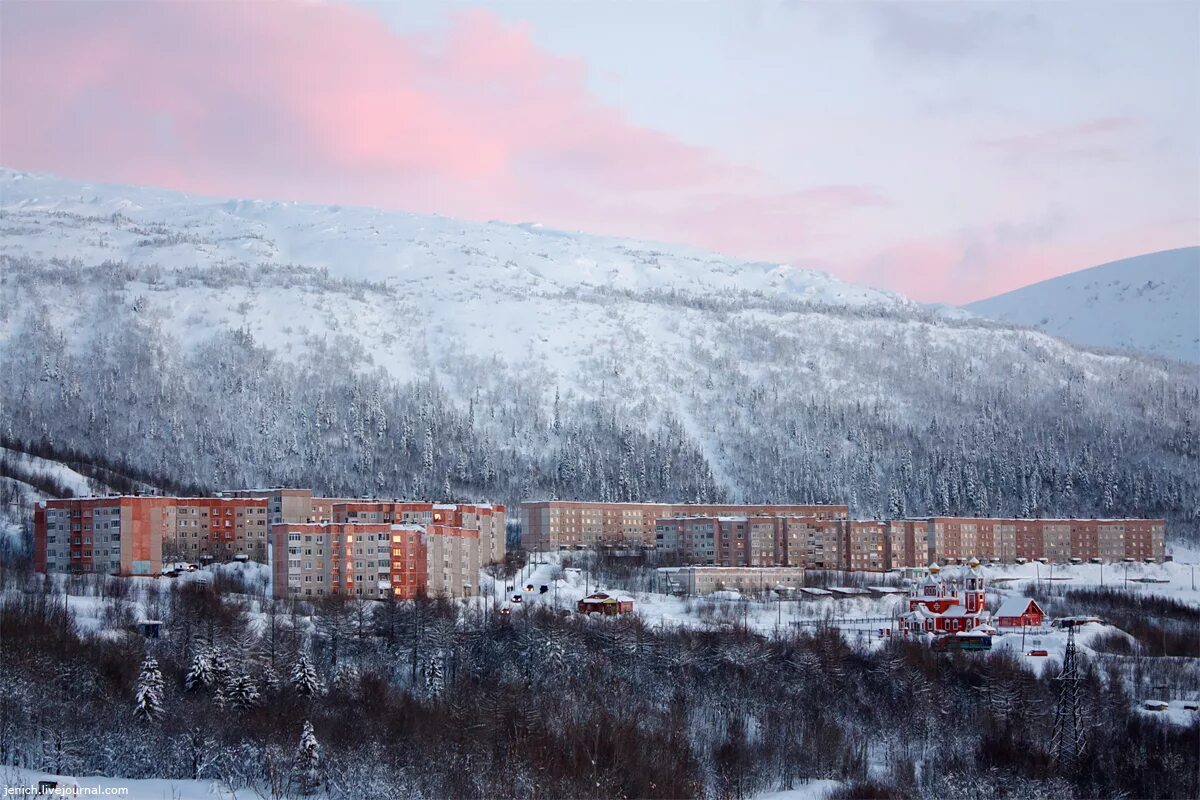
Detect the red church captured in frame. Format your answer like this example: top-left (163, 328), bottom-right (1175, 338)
top-left (899, 561), bottom-right (992, 635)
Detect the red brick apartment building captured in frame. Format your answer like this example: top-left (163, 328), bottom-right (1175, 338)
top-left (520, 501), bottom-right (849, 550)
top-left (655, 516), bottom-right (883, 571)
top-left (270, 521), bottom-right (479, 600)
top-left (654, 514), bottom-right (1167, 571)
top-left (915, 517), bottom-right (1165, 563)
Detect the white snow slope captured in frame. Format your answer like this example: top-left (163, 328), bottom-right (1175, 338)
top-left (965, 247), bottom-right (1200, 364)
top-left (2, 169), bottom-right (1197, 519)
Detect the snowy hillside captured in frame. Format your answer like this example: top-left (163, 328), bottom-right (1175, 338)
top-left (2, 169), bottom-right (1198, 537)
top-left (965, 248), bottom-right (1200, 363)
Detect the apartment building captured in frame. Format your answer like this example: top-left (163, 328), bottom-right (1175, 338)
top-left (885, 520), bottom-right (930, 568)
top-left (793, 518), bottom-right (843, 570)
top-left (166, 497), bottom-right (270, 563)
top-left (333, 501), bottom-right (505, 565)
top-left (35, 490), bottom-right (506, 577)
top-left (921, 518), bottom-right (1166, 563)
top-left (521, 501), bottom-right (849, 550)
top-left (655, 516), bottom-right (882, 571)
top-left (844, 520), bottom-right (887, 572)
top-left (220, 488), bottom-right (356, 524)
top-left (657, 566), bottom-right (806, 597)
top-left (424, 524), bottom-right (481, 597)
top-left (270, 521), bottom-right (478, 600)
top-left (34, 496), bottom-right (176, 576)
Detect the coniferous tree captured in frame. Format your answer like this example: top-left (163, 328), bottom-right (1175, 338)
top-left (133, 657), bottom-right (164, 721)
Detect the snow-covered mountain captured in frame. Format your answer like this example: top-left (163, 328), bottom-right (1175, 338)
top-left (965, 248), bottom-right (1200, 363)
top-left (2, 169), bottom-right (1197, 538)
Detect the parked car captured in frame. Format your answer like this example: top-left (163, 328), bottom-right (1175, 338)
top-left (1027, 649), bottom-right (1049, 657)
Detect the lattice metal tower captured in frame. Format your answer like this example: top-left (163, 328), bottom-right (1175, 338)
top-left (1050, 625), bottom-right (1086, 770)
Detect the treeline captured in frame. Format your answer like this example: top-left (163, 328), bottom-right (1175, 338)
top-left (0, 566), bottom-right (1196, 799)
top-left (0, 433), bottom-right (209, 498)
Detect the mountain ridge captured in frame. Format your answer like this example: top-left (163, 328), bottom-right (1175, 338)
top-left (2, 168), bottom-right (1197, 540)
top-left (965, 247), bottom-right (1200, 363)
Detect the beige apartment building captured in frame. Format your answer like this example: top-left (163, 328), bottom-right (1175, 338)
top-left (332, 501), bottom-right (505, 566)
top-left (521, 500), bottom-right (849, 550)
top-left (271, 520), bottom-right (480, 601)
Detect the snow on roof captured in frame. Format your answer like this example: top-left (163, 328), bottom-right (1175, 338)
top-left (996, 596), bottom-right (1042, 617)
top-left (868, 586), bottom-right (905, 593)
top-left (800, 587), bottom-right (833, 596)
top-left (828, 587), bottom-right (870, 595)
top-left (580, 592), bottom-right (634, 603)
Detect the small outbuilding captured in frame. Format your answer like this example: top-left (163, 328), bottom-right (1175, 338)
top-left (577, 592), bottom-right (634, 616)
top-left (994, 597), bottom-right (1046, 629)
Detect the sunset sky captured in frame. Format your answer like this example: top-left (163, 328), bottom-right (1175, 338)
top-left (2, 0), bottom-right (1196, 303)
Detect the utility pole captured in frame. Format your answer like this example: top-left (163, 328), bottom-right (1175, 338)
top-left (1051, 625), bottom-right (1086, 771)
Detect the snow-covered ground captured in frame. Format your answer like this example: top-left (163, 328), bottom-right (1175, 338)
top-left (1, 768), bottom-right (247, 800)
top-left (1134, 699), bottom-right (1200, 728)
top-left (754, 779), bottom-right (843, 800)
top-left (983, 555), bottom-right (1200, 607)
top-left (0, 446), bottom-right (101, 497)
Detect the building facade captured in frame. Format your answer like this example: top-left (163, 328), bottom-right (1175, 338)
top-left (271, 520), bottom-right (480, 601)
top-left (522, 501), bottom-right (849, 550)
top-left (34, 496), bottom-right (176, 576)
top-left (898, 562), bottom-right (991, 635)
top-left (657, 566), bottom-right (807, 596)
top-left (35, 491), bottom-right (506, 577)
top-left (333, 501), bottom-right (505, 565)
top-left (920, 517), bottom-right (1166, 564)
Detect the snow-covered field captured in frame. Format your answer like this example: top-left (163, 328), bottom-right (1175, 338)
top-left (754, 779), bottom-right (843, 800)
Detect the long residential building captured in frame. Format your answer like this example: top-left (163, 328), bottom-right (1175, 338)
top-left (35, 491), bottom-right (505, 576)
top-left (520, 501), bottom-right (849, 550)
top-left (655, 516), bottom-right (882, 570)
top-left (654, 513), bottom-right (1167, 571)
top-left (270, 520), bottom-right (481, 600)
top-left (895, 517), bottom-right (1166, 565)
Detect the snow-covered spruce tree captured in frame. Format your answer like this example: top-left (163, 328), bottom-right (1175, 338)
top-left (290, 652), bottom-right (323, 697)
top-left (132, 656), bottom-right (164, 721)
top-left (183, 648), bottom-right (214, 692)
top-left (295, 720), bottom-right (322, 796)
top-left (422, 653), bottom-right (445, 700)
top-left (226, 674), bottom-right (260, 710)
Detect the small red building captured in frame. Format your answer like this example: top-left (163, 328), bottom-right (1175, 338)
top-left (994, 597), bottom-right (1046, 629)
top-left (577, 593), bottom-right (634, 616)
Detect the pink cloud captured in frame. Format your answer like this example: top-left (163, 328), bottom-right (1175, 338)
top-left (979, 116), bottom-right (1137, 164)
top-left (1, 0), bottom-right (882, 266)
top-left (855, 227), bottom-right (1193, 304)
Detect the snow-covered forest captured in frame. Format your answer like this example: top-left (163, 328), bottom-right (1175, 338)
top-left (1, 171), bottom-right (1197, 540)
top-left (0, 561), bottom-right (1195, 800)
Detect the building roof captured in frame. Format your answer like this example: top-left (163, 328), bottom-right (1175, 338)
top-left (995, 596), bottom-right (1044, 617)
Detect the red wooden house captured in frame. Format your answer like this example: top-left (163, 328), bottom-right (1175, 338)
top-left (994, 596), bottom-right (1046, 629)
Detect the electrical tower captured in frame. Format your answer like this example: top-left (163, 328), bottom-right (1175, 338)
top-left (1050, 625), bottom-right (1086, 770)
